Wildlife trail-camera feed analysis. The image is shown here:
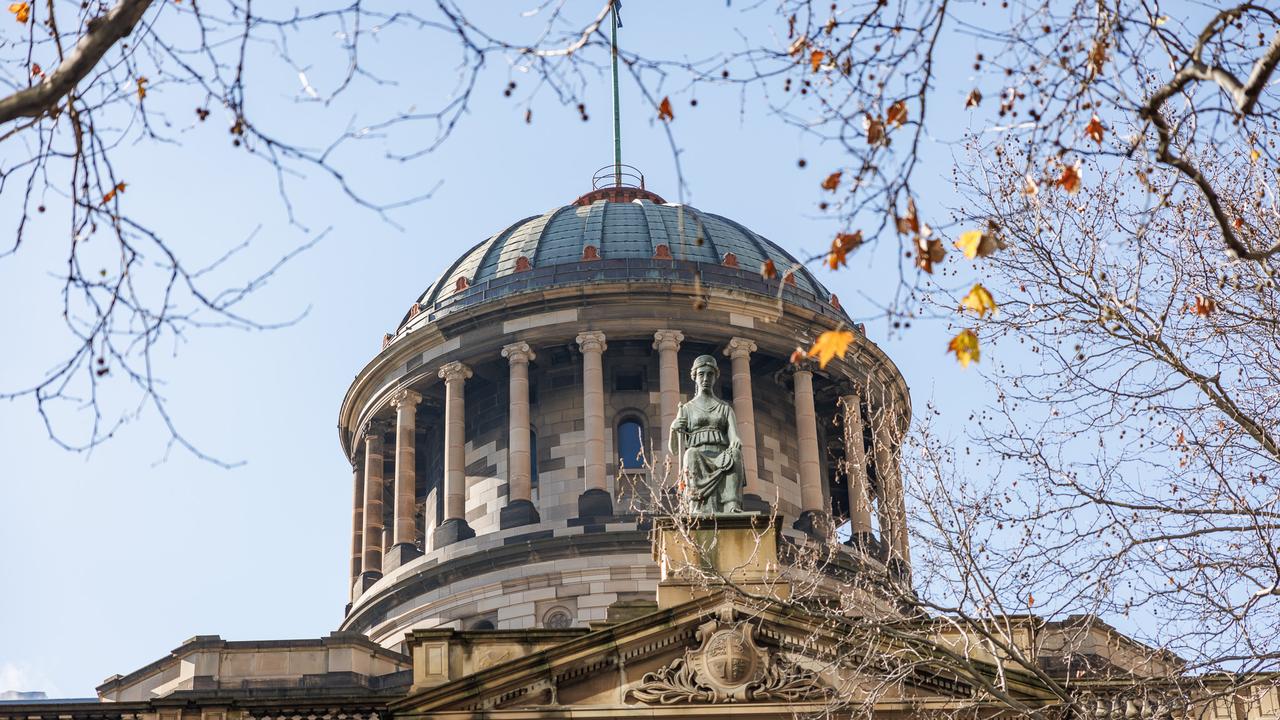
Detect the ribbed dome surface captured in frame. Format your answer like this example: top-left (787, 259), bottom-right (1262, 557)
top-left (406, 198), bottom-right (844, 327)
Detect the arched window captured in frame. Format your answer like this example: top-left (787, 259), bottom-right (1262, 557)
top-left (617, 418), bottom-right (645, 469)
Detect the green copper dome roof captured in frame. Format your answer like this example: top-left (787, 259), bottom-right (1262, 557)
top-left (405, 197), bottom-right (846, 327)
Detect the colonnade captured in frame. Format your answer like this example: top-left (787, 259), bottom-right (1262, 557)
top-left (349, 330), bottom-right (907, 595)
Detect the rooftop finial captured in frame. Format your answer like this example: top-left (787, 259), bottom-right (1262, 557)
top-left (610, 0), bottom-right (622, 187)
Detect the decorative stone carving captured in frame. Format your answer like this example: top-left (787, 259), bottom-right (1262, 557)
top-left (628, 621), bottom-right (831, 704)
top-left (669, 355), bottom-right (744, 514)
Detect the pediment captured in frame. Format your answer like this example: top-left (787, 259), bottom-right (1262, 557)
top-left (392, 593), bottom-right (1058, 718)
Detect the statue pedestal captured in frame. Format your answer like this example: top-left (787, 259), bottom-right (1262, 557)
top-left (653, 514), bottom-right (790, 609)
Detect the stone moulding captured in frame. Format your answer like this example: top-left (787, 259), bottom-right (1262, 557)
top-left (627, 621), bottom-right (833, 705)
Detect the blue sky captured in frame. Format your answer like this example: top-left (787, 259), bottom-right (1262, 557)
top-left (0, 2), bottom-right (990, 696)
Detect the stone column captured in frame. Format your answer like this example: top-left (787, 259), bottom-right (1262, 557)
top-left (840, 392), bottom-right (874, 545)
top-left (792, 366), bottom-right (826, 535)
top-left (386, 388), bottom-right (423, 569)
top-left (501, 342), bottom-right (541, 529)
top-left (359, 422), bottom-right (388, 590)
top-left (723, 338), bottom-right (764, 511)
top-left (576, 331), bottom-right (613, 518)
top-left (873, 408), bottom-right (911, 577)
top-left (349, 460), bottom-right (364, 588)
top-left (434, 361), bottom-right (476, 547)
top-left (653, 330), bottom-right (684, 477)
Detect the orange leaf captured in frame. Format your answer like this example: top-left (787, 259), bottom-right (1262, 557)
top-left (895, 198), bottom-right (920, 235)
top-left (826, 230), bottom-right (863, 270)
top-left (820, 171), bottom-right (842, 191)
top-left (810, 49), bottom-right (825, 72)
top-left (1056, 162), bottom-right (1081, 194)
top-left (136, 76), bottom-right (148, 100)
top-left (808, 329), bottom-right (854, 369)
top-left (947, 329), bottom-right (980, 368)
top-left (1192, 295), bottom-right (1216, 317)
top-left (760, 258), bottom-right (778, 280)
top-left (8, 2), bottom-right (29, 23)
top-left (657, 96), bottom-right (674, 122)
top-left (886, 100), bottom-right (908, 127)
top-left (864, 114), bottom-right (885, 145)
top-left (788, 347), bottom-right (807, 365)
top-left (1084, 114), bottom-right (1105, 144)
top-left (915, 236), bottom-right (945, 273)
top-left (30, 62), bottom-right (42, 78)
top-left (101, 181), bottom-right (126, 204)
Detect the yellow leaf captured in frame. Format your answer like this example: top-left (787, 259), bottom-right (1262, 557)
top-left (808, 329), bottom-right (854, 368)
top-left (657, 96), bottom-right (674, 122)
top-left (820, 171), bottom-right (842, 191)
top-left (954, 229), bottom-right (1004, 259)
top-left (8, 2), bottom-right (29, 23)
top-left (886, 100), bottom-right (908, 127)
top-left (810, 49), bottom-right (825, 72)
top-left (961, 283), bottom-right (997, 318)
top-left (947, 329), bottom-right (980, 368)
top-left (1251, 148), bottom-right (1261, 163)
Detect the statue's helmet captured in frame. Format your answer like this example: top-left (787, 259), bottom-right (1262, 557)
top-left (690, 354), bottom-right (720, 380)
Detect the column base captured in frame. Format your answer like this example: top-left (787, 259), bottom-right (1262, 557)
top-left (499, 499), bottom-right (541, 529)
top-left (792, 509), bottom-right (831, 538)
top-left (576, 488), bottom-right (614, 520)
top-left (357, 571), bottom-right (382, 594)
top-left (384, 543), bottom-right (423, 571)
top-left (845, 531), bottom-right (879, 552)
top-left (742, 493), bottom-right (770, 514)
top-left (432, 518), bottom-right (476, 547)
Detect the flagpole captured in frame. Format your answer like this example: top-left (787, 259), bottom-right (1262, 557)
top-left (610, 1), bottom-right (622, 187)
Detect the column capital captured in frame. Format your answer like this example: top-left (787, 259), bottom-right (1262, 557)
top-left (652, 329), bottom-right (684, 352)
top-left (438, 361), bottom-right (472, 383)
top-left (362, 417), bottom-right (392, 441)
top-left (576, 330), bottom-right (607, 354)
top-left (723, 337), bottom-right (757, 359)
top-left (389, 388), bottom-right (423, 410)
top-left (501, 341), bottom-right (536, 364)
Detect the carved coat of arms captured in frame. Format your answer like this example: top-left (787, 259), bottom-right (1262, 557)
top-left (628, 621), bottom-right (832, 704)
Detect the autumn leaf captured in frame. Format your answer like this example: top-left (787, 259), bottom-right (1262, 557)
top-left (1250, 147), bottom-right (1261, 163)
top-left (895, 198), bottom-right (920, 235)
top-left (886, 100), bottom-right (908, 127)
top-left (954, 229), bottom-right (1004, 259)
top-left (8, 1), bottom-right (29, 23)
top-left (961, 283), bottom-right (997, 318)
top-left (101, 181), bottom-right (126, 204)
top-left (136, 76), bottom-right (148, 100)
top-left (657, 96), bottom-right (674, 122)
top-left (863, 114), bottom-right (885, 145)
top-left (826, 230), bottom-right (863, 269)
top-left (964, 88), bottom-right (982, 108)
top-left (947, 329), bottom-right (980, 368)
top-left (787, 35), bottom-right (808, 57)
top-left (820, 171), bottom-right (842, 191)
top-left (1087, 37), bottom-right (1108, 76)
top-left (761, 258), bottom-right (778, 280)
top-left (788, 347), bottom-right (807, 365)
top-left (1023, 174), bottom-right (1039, 197)
top-left (808, 329), bottom-right (854, 368)
top-left (1084, 114), bottom-right (1105, 144)
top-left (810, 49), bottom-right (825, 72)
top-left (1192, 295), bottom-right (1216, 317)
top-left (1056, 162), bottom-right (1081, 194)
top-left (30, 62), bottom-right (42, 79)
top-left (915, 236), bottom-right (945, 273)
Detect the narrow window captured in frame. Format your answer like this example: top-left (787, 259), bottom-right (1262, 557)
top-left (617, 419), bottom-right (645, 469)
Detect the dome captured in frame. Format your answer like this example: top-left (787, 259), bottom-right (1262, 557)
top-left (400, 190), bottom-right (846, 330)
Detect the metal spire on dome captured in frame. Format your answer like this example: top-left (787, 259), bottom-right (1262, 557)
top-left (610, 0), bottom-right (622, 187)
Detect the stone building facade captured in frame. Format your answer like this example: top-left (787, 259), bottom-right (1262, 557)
top-left (3, 178), bottom-right (1272, 720)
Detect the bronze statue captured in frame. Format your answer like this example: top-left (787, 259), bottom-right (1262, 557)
top-left (669, 355), bottom-right (745, 514)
